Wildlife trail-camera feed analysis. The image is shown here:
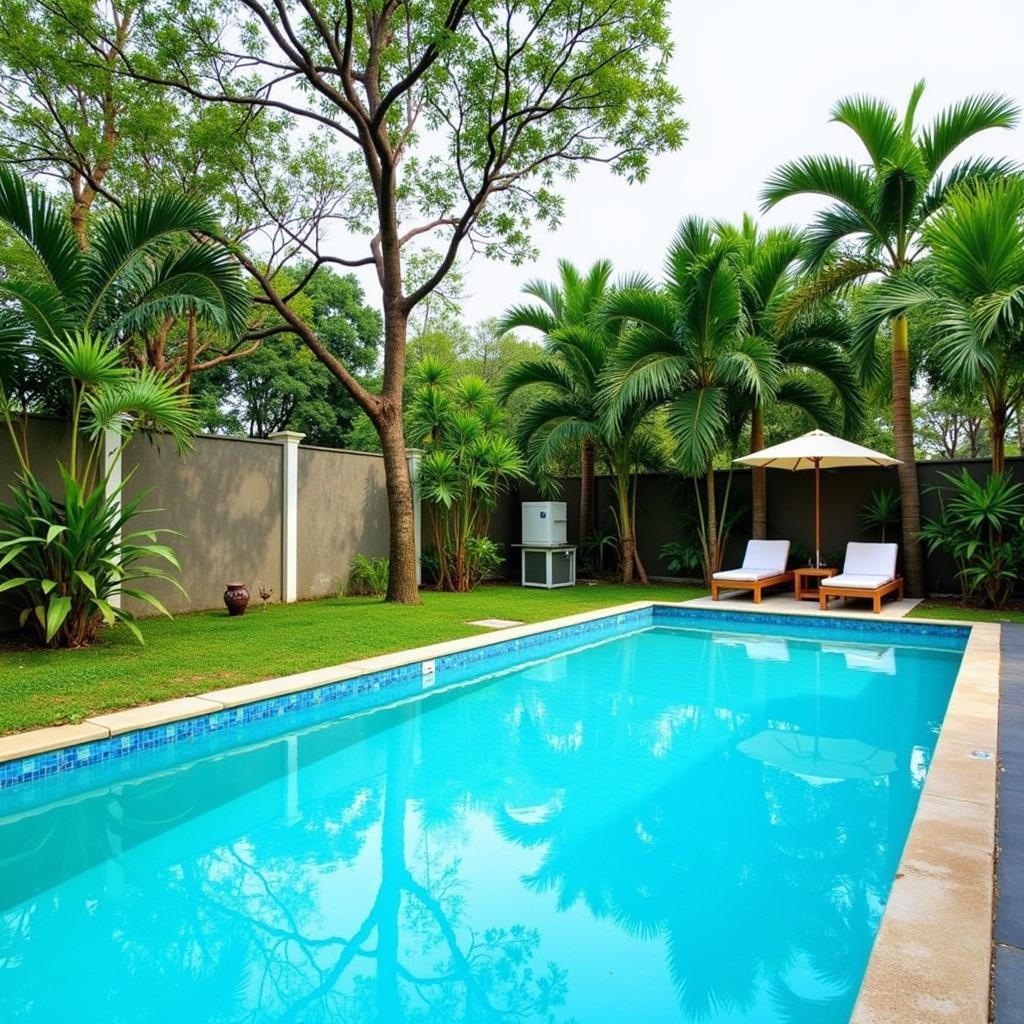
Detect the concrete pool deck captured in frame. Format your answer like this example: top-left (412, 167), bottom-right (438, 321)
top-left (0, 598), bottom-right (1002, 1022)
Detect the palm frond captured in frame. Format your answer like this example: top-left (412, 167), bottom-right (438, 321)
top-left (830, 94), bottom-right (900, 168)
top-left (919, 93), bottom-right (1020, 173)
top-left (665, 387), bottom-right (726, 476)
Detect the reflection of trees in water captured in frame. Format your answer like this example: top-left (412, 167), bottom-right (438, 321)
top-left (1, 634), bottom-right (941, 1023)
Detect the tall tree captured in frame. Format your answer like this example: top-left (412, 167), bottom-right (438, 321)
top-left (761, 81), bottom-right (1019, 595)
top-left (498, 259), bottom-right (616, 543)
top-left (113, 0), bottom-right (685, 603)
top-left (717, 217), bottom-right (863, 538)
top-left (0, 0), bottom-right (286, 395)
top-left (604, 218), bottom-right (776, 581)
top-left (861, 177), bottom-right (1024, 474)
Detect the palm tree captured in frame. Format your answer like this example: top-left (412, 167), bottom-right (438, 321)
top-left (0, 165), bottom-right (249, 645)
top-left (604, 218), bottom-right (776, 582)
top-left (860, 177), bottom-right (1024, 474)
top-left (497, 315), bottom-right (655, 583)
top-left (718, 217), bottom-right (863, 538)
top-left (761, 82), bottom-right (1019, 595)
top-left (497, 259), bottom-right (614, 544)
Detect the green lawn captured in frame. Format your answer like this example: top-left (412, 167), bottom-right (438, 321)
top-left (0, 582), bottom-right (704, 735)
top-left (907, 600), bottom-right (1024, 625)
top-left (5, 582), bottom-right (1013, 737)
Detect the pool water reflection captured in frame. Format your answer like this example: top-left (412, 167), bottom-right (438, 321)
top-left (0, 623), bottom-right (961, 1022)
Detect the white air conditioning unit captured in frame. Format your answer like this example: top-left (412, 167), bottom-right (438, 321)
top-left (521, 502), bottom-right (567, 546)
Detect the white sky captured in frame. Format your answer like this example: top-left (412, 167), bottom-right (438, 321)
top-left (447, 0), bottom-right (1024, 326)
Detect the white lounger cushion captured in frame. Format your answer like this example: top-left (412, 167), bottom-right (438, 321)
top-left (840, 542), bottom-right (898, 579)
top-left (712, 568), bottom-right (785, 582)
top-left (741, 540), bottom-right (790, 574)
top-left (820, 573), bottom-right (893, 590)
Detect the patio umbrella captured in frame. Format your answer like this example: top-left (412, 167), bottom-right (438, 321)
top-left (734, 429), bottom-right (899, 568)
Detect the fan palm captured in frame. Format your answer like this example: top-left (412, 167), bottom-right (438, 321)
top-left (717, 216), bottom-right (864, 538)
top-left (858, 177), bottom-right (1024, 474)
top-left (497, 259), bottom-right (614, 545)
top-left (761, 81), bottom-right (1019, 595)
top-left (0, 165), bottom-right (248, 645)
top-left (603, 218), bottom-right (777, 582)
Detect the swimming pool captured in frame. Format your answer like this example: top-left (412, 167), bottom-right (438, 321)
top-left (0, 607), bottom-right (966, 1022)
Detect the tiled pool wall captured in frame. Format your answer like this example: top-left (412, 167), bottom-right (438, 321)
top-left (0, 605), bottom-right (969, 805)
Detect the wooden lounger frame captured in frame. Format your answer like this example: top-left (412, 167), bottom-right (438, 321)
top-left (711, 571), bottom-right (793, 604)
top-left (818, 577), bottom-right (904, 614)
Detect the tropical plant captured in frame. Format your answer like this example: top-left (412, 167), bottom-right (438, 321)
top-left (579, 526), bottom-right (619, 577)
top-left (716, 217), bottom-right (863, 537)
top-left (604, 218), bottom-right (776, 583)
top-left (347, 554), bottom-right (390, 597)
top-left (129, 0), bottom-right (684, 605)
top-left (919, 469), bottom-right (1024, 608)
top-left (498, 268), bottom-right (659, 584)
top-left (498, 260), bottom-right (615, 545)
top-left (761, 81), bottom-right (1020, 595)
top-left (0, 166), bottom-right (247, 646)
top-left (858, 177), bottom-right (1024, 473)
top-left (409, 363), bottom-right (525, 592)
top-left (859, 487), bottom-right (901, 542)
top-left (0, 334), bottom-right (198, 646)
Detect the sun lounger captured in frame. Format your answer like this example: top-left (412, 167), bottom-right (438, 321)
top-left (711, 540), bottom-right (792, 604)
top-left (819, 542), bottom-right (903, 613)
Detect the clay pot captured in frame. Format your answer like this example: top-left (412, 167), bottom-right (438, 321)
top-left (224, 582), bottom-right (250, 616)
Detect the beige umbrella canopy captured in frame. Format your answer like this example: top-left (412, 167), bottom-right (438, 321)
top-left (735, 429), bottom-right (899, 568)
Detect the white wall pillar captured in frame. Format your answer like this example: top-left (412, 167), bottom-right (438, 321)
top-left (270, 431), bottom-right (305, 602)
top-left (102, 421), bottom-right (124, 609)
top-left (406, 448), bottom-right (422, 586)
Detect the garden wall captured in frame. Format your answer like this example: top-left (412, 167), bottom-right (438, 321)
top-left (2, 414), bottom-right (1017, 630)
top-left (0, 417), bottom-right (393, 627)
top-left (499, 456), bottom-right (1024, 594)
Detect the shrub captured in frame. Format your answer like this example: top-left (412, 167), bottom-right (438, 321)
top-left (347, 554), bottom-right (390, 597)
top-left (859, 487), bottom-right (901, 542)
top-left (409, 363), bottom-right (525, 592)
top-left (0, 468), bottom-right (182, 646)
top-left (919, 470), bottom-right (1024, 608)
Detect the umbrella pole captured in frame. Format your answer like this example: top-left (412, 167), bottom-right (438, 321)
top-left (814, 458), bottom-right (822, 568)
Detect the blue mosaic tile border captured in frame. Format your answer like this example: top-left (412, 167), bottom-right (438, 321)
top-left (0, 603), bottom-right (967, 795)
top-left (651, 605), bottom-right (970, 644)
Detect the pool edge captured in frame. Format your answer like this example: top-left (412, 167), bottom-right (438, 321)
top-left (0, 599), bottom-right (997, 1023)
top-left (851, 619), bottom-right (999, 1024)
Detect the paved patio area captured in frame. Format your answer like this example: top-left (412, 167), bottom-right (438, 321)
top-left (681, 587), bottom-right (922, 619)
top-left (996, 623), bottom-right (1024, 1023)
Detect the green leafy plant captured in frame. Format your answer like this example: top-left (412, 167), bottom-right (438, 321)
top-left (0, 468), bottom-right (182, 646)
top-left (919, 470), bottom-right (1024, 608)
top-left (0, 166), bottom-right (246, 646)
top-left (859, 488), bottom-right (902, 542)
top-left (410, 363), bottom-right (525, 592)
top-left (347, 554), bottom-right (390, 597)
top-left (762, 81), bottom-right (1020, 597)
top-left (579, 527), bottom-right (619, 577)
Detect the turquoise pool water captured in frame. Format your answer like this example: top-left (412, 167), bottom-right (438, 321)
top-left (0, 618), bottom-right (963, 1022)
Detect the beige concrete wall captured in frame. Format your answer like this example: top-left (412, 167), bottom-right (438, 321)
top-left (0, 417), bottom-right (73, 494)
top-left (123, 433), bottom-right (285, 614)
top-left (297, 446), bottom-right (390, 598)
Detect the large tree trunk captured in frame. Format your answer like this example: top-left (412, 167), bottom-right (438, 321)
top-left (378, 406), bottom-right (419, 603)
top-left (614, 472), bottom-right (635, 584)
top-left (704, 464), bottom-right (718, 584)
top-left (990, 398), bottom-right (1006, 475)
top-left (377, 300), bottom-right (420, 604)
top-left (750, 405), bottom-right (767, 540)
top-left (890, 317), bottom-right (925, 596)
top-left (579, 439), bottom-right (594, 544)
